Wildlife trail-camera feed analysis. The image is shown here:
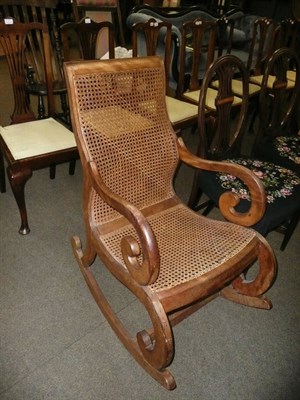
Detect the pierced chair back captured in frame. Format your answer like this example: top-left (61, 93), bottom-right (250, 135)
top-left (188, 54), bottom-right (248, 209)
top-left (131, 18), bottom-right (172, 94)
top-left (177, 18), bottom-right (217, 98)
top-left (257, 47), bottom-right (300, 140)
top-left (130, 18), bottom-right (199, 132)
top-left (198, 54), bottom-right (249, 159)
top-left (247, 17), bottom-right (280, 76)
top-left (60, 17), bottom-right (115, 61)
top-left (278, 18), bottom-right (300, 50)
top-left (72, 0), bottom-right (124, 47)
top-left (0, 0), bottom-right (68, 122)
top-left (0, 17), bottom-right (54, 123)
top-left (253, 47), bottom-right (300, 179)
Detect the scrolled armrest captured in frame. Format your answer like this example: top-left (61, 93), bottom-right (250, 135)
top-left (177, 138), bottom-right (266, 226)
top-left (88, 161), bottom-right (160, 286)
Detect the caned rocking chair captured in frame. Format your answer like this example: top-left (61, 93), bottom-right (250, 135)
top-left (64, 56), bottom-right (277, 390)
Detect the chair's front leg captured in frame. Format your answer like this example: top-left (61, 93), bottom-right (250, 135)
top-left (7, 162), bottom-right (32, 234)
top-left (0, 152), bottom-right (6, 193)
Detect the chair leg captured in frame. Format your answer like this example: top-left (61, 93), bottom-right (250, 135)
top-left (280, 210), bottom-right (300, 251)
top-left (68, 159), bottom-right (76, 175)
top-left (72, 235), bottom-right (177, 390)
top-left (221, 233), bottom-right (277, 309)
top-left (49, 164), bottom-right (56, 179)
top-left (0, 152), bottom-right (6, 193)
top-left (7, 163), bottom-right (33, 234)
top-left (187, 169), bottom-right (203, 209)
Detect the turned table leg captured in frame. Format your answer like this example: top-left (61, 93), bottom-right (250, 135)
top-left (8, 163), bottom-right (33, 235)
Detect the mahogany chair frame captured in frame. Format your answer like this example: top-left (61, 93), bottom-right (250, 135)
top-left (188, 53), bottom-right (300, 251)
top-left (130, 18), bottom-right (198, 132)
top-left (0, 0), bottom-right (69, 123)
top-left (60, 16), bottom-right (115, 61)
top-left (71, 0), bottom-right (125, 47)
top-left (0, 18), bottom-right (78, 234)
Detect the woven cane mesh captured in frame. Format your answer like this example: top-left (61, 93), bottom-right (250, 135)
top-left (73, 65), bottom-right (178, 224)
top-left (100, 204), bottom-right (256, 292)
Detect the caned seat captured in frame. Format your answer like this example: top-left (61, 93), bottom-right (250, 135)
top-left (64, 55), bottom-right (277, 390)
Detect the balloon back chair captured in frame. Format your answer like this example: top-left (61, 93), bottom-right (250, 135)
top-left (187, 53), bottom-right (300, 251)
top-left (0, 18), bottom-right (77, 234)
top-left (64, 55), bottom-right (277, 390)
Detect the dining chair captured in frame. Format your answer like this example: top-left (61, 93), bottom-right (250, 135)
top-left (130, 18), bottom-right (198, 133)
top-left (64, 55), bottom-right (277, 390)
top-left (60, 16), bottom-right (115, 61)
top-left (187, 53), bottom-right (300, 250)
top-left (71, 0), bottom-right (125, 47)
top-left (176, 17), bottom-right (242, 110)
top-left (253, 47), bottom-right (300, 177)
top-left (0, 0), bottom-right (69, 124)
top-left (0, 18), bottom-right (78, 234)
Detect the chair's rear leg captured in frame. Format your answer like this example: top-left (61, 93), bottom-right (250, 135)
top-left (0, 152), bottom-right (6, 193)
top-left (221, 234), bottom-right (277, 309)
top-left (280, 210), bottom-right (300, 251)
top-left (68, 159), bottom-right (76, 176)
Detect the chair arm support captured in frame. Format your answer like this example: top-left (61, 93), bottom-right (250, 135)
top-left (88, 161), bottom-right (160, 286)
top-left (177, 138), bottom-right (267, 227)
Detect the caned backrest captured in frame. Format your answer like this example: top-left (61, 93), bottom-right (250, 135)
top-left (64, 57), bottom-right (179, 225)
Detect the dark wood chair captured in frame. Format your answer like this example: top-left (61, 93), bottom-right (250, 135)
top-left (64, 55), bottom-right (277, 390)
top-left (60, 16), bottom-right (115, 61)
top-left (71, 0), bottom-right (125, 47)
top-left (130, 18), bottom-right (198, 132)
top-left (187, 53), bottom-right (300, 250)
top-left (0, 0), bottom-right (69, 124)
top-left (253, 47), bottom-right (300, 176)
top-left (0, 18), bottom-right (78, 234)
top-left (176, 17), bottom-right (242, 110)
